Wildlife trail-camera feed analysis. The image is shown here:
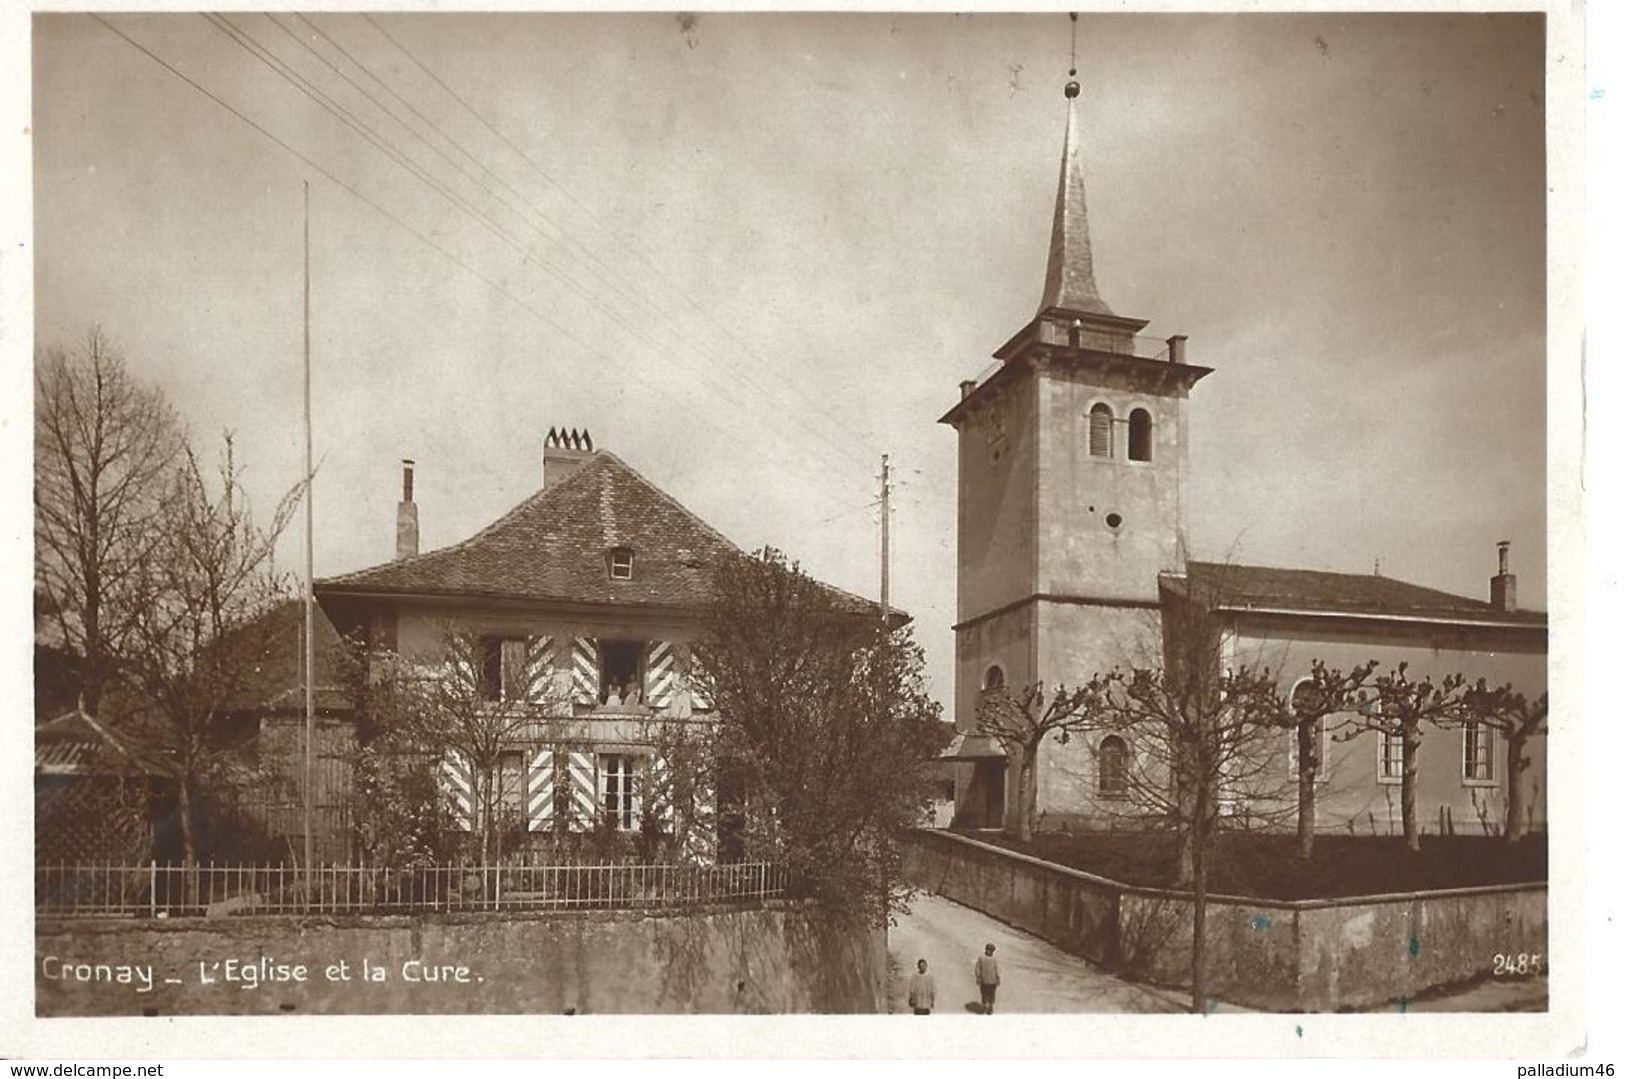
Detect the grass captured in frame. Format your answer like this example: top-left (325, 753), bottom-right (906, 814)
top-left (969, 830), bottom-right (1547, 902)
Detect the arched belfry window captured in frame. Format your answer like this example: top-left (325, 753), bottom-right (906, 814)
top-left (1088, 403), bottom-right (1114, 458)
top-left (983, 665), bottom-right (1006, 692)
top-left (1128, 409), bottom-right (1153, 462)
top-left (1098, 735), bottom-right (1129, 797)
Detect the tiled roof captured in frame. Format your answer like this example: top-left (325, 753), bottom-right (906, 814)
top-left (318, 452), bottom-right (886, 619)
top-left (35, 709), bottom-right (173, 777)
top-left (1168, 561), bottom-right (1546, 626)
top-left (225, 600), bottom-right (351, 712)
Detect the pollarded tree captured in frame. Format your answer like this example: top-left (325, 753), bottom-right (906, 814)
top-left (1460, 683), bottom-right (1549, 843)
top-left (1338, 663), bottom-right (1473, 853)
top-left (697, 548), bottom-right (947, 928)
top-left (34, 328), bottom-right (182, 717)
top-left (1270, 659), bottom-right (1377, 859)
top-left (1090, 657), bottom-right (1290, 1014)
top-left (974, 682), bottom-right (1106, 843)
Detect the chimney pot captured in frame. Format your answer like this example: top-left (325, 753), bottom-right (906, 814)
top-left (959, 379), bottom-right (977, 400)
top-left (544, 426), bottom-right (596, 488)
top-left (1167, 334), bottom-right (1188, 364)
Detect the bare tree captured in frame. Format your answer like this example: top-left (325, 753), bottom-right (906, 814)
top-left (34, 329), bottom-right (182, 716)
top-left (973, 682), bottom-right (1104, 843)
top-left (1268, 659), bottom-right (1376, 859)
top-left (1461, 683), bottom-right (1549, 844)
top-left (117, 435), bottom-right (303, 865)
top-left (1337, 663), bottom-right (1472, 854)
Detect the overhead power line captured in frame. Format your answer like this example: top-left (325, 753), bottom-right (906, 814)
top-left (357, 13), bottom-right (885, 475)
top-left (89, 13), bottom-right (865, 516)
top-left (190, 12), bottom-right (868, 512)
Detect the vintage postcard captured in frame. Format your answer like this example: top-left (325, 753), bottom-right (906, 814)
top-left (1, 1), bottom-right (1595, 1063)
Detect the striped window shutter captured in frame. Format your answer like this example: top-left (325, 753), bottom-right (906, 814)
top-left (527, 747), bottom-right (556, 832)
top-left (645, 641), bottom-right (677, 708)
top-left (687, 649), bottom-right (712, 711)
top-left (564, 750), bottom-right (598, 832)
top-left (648, 753), bottom-right (677, 831)
top-left (439, 749), bottom-right (475, 833)
top-left (448, 649), bottom-right (479, 697)
top-left (523, 636), bottom-right (554, 705)
top-left (570, 638), bottom-right (600, 705)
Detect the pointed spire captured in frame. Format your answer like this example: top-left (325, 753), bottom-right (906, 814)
top-left (1038, 78), bottom-right (1114, 318)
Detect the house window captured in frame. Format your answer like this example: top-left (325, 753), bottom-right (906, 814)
top-left (599, 639), bottom-right (645, 705)
top-left (1128, 408), bottom-right (1152, 462)
top-left (495, 750), bottom-right (525, 823)
top-left (1098, 735), bottom-right (1129, 798)
top-left (608, 546), bottom-right (634, 580)
top-left (983, 664), bottom-right (1006, 692)
top-left (1088, 403), bottom-right (1114, 458)
top-left (477, 636), bottom-right (533, 702)
top-left (1463, 722), bottom-right (1494, 782)
top-left (1379, 730), bottom-right (1404, 782)
top-left (598, 754), bottom-right (641, 830)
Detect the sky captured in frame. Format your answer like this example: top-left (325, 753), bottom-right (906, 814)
top-left (26, 11), bottom-right (1551, 717)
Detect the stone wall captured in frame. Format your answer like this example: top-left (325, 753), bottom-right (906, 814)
top-left (36, 900), bottom-right (885, 1017)
top-left (901, 830), bottom-right (1545, 1011)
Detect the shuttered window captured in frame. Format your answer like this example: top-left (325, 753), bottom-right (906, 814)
top-left (1089, 403), bottom-right (1114, 458)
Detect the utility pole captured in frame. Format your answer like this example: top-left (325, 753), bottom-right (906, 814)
top-left (879, 454), bottom-right (891, 625)
top-left (302, 179), bottom-right (315, 904)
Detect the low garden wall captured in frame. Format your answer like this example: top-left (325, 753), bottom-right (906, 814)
top-left (901, 830), bottom-right (1545, 1012)
top-left (36, 900), bottom-right (885, 1016)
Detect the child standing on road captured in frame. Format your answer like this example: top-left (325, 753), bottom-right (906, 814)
top-left (907, 959), bottom-right (936, 1015)
top-left (975, 943), bottom-right (1000, 1014)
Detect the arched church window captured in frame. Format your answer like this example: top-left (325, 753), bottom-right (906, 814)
top-left (1098, 735), bottom-right (1129, 797)
top-left (983, 665), bottom-right (1006, 692)
top-left (1128, 409), bottom-right (1152, 462)
top-left (1089, 403), bottom-right (1114, 458)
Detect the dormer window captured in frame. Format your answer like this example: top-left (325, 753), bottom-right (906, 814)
top-left (608, 546), bottom-right (634, 580)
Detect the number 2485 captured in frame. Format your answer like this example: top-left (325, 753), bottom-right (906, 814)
top-left (1493, 953), bottom-right (1543, 975)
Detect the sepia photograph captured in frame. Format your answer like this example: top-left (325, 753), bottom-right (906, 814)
top-left (7, 2), bottom-right (1593, 1061)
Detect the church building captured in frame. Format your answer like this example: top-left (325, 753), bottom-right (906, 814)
top-left (940, 77), bottom-right (1547, 839)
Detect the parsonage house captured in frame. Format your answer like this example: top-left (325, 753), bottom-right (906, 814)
top-left (939, 78), bottom-right (1548, 837)
top-left (279, 430), bottom-right (885, 862)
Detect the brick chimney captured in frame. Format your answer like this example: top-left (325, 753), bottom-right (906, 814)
top-left (544, 426), bottom-right (595, 488)
top-left (1490, 540), bottom-right (1517, 612)
top-left (395, 459), bottom-right (419, 561)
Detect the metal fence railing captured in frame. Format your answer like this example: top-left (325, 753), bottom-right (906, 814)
top-left (35, 860), bottom-right (787, 918)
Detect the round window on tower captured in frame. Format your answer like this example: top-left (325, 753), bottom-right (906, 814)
top-left (1105, 512), bottom-right (1123, 531)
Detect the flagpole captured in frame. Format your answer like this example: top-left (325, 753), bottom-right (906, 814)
top-left (302, 179), bottom-right (315, 904)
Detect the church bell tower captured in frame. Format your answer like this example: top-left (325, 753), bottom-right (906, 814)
top-left (941, 73), bottom-right (1213, 829)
